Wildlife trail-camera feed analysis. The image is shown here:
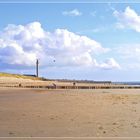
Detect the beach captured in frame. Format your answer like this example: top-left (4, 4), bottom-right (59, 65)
top-left (0, 88), bottom-right (140, 139)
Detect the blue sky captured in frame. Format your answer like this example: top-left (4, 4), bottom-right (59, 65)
top-left (1, 0), bottom-right (140, 81)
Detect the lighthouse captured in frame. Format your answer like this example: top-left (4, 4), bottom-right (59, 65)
top-left (36, 59), bottom-right (39, 77)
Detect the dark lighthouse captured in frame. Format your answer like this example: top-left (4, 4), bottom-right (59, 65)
top-left (36, 59), bottom-right (39, 77)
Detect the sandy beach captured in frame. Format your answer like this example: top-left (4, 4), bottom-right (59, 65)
top-left (0, 88), bottom-right (140, 139)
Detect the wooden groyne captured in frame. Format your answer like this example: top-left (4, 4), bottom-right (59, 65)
top-left (0, 82), bottom-right (140, 89)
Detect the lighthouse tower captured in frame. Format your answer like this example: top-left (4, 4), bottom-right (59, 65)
top-left (36, 59), bottom-right (39, 77)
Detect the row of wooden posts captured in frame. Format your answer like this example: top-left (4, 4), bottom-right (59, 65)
top-left (0, 83), bottom-right (140, 89)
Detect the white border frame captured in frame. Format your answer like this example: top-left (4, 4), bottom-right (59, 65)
top-left (0, 0), bottom-right (140, 139)
top-left (0, 0), bottom-right (140, 3)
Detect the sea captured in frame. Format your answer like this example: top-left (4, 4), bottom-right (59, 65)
top-left (113, 82), bottom-right (140, 86)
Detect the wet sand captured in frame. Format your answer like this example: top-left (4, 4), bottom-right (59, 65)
top-left (0, 88), bottom-right (140, 139)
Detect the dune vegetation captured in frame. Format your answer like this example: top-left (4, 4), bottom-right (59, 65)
top-left (0, 72), bottom-right (43, 81)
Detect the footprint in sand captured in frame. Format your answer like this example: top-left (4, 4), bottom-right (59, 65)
top-left (97, 124), bottom-right (107, 134)
top-left (132, 102), bottom-right (138, 104)
top-left (131, 108), bottom-right (137, 112)
top-left (112, 122), bottom-right (118, 125)
top-left (9, 132), bottom-right (14, 135)
top-left (113, 122), bottom-right (123, 129)
top-left (98, 126), bottom-right (103, 130)
top-left (131, 122), bottom-right (138, 128)
top-left (112, 102), bottom-right (118, 105)
top-left (50, 115), bottom-right (59, 120)
top-left (50, 117), bottom-right (55, 120)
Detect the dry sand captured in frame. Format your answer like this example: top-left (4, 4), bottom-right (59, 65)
top-left (0, 88), bottom-right (140, 139)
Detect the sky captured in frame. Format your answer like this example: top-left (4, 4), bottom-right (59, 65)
top-left (1, 0), bottom-right (140, 81)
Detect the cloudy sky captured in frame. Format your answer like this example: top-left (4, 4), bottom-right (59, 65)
top-left (0, 0), bottom-right (140, 81)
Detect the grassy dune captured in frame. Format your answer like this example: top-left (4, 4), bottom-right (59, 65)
top-left (0, 72), bottom-right (43, 81)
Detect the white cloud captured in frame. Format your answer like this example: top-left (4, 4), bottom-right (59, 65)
top-left (0, 21), bottom-right (120, 70)
top-left (99, 58), bottom-right (121, 70)
top-left (115, 44), bottom-right (140, 59)
top-left (77, 27), bottom-right (107, 34)
top-left (109, 44), bottom-right (140, 70)
top-left (114, 6), bottom-right (140, 32)
top-left (62, 9), bottom-right (82, 16)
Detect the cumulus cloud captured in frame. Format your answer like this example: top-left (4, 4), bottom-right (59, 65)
top-left (62, 9), bottom-right (82, 16)
top-left (99, 58), bottom-right (121, 70)
top-left (0, 21), bottom-right (120, 70)
top-left (113, 6), bottom-right (140, 32)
